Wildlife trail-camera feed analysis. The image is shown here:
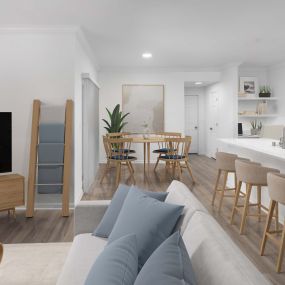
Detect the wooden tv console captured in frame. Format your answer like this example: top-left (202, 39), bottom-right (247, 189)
top-left (0, 174), bottom-right (24, 218)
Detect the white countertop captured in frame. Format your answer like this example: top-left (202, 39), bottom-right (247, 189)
top-left (219, 138), bottom-right (285, 161)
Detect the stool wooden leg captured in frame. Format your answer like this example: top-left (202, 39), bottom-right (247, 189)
top-left (260, 200), bottom-right (275, 256)
top-left (218, 171), bottom-right (228, 213)
top-left (240, 183), bottom-right (252, 234)
top-left (127, 162), bottom-right (136, 184)
top-left (212, 169), bottom-right (221, 206)
top-left (276, 218), bottom-right (285, 273)
top-left (230, 180), bottom-right (242, 224)
top-left (275, 203), bottom-right (279, 231)
top-left (257, 186), bottom-right (262, 222)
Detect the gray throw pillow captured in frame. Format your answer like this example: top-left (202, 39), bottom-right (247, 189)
top-left (134, 232), bottom-right (197, 285)
top-left (84, 234), bottom-right (138, 285)
top-left (108, 187), bottom-right (184, 270)
top-left (94, 184), bottom-right (168, 238)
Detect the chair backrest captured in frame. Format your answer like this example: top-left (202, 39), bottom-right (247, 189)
top-left (102, 136), bottom-right (111, 158)
top-left (156, 132), bottom-right (182, 149)
top-left (267, 172), bottom-right (285, 205)
top-left (216, 152), bottom-right (238, 172)
top-left (164, 136), bottom-right (192, 158)
top-left (107, 137), bottom-right (133, 159)
top-left (235, 159), bottom-right (279, 185)
top-left (106, 132), bottom-right (131, 138)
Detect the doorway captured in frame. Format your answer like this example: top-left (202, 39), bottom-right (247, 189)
top-left (207, 91), bottom-right (220, 158)
top-left (185, 95), bottom-right (199, 153)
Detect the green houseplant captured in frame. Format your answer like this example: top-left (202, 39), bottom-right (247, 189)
top-left (259, 85), bottom-right (271, 98)
top-left (102, 104), bottom-right (130, 133)
top-left (250, 120), bottom-right (262, 135)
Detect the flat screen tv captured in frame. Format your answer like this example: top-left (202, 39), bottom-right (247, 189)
top-left (0, 112), bottom-right (12, 173)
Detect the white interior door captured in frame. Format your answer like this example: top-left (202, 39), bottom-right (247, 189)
top-left (185, 95), bottom-right (199, 153)
top-left (207, 91), bottom-right (220, 158)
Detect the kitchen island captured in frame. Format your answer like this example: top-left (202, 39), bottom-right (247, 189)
top-left (218, 138), bottom-right (285, 222)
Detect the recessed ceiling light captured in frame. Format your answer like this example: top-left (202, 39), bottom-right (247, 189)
top-left (142, 52), bottom-right (152, 59)
top-left (195, 82), bottom-right (203, 85)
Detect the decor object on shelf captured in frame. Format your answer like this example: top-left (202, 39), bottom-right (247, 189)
top-left (259, 85), bottom-right (271, 97)
top-left (26, 100), bottom-right (73, 218)
top-left (122, 85), bottom-right (164, 133)
top-left (102, 104), bottom-right (129, 133)
top-left (257, 101), bottom-right (268, 115)
top-left (239, 77), bottom-right (258, 97)
top-left (250, 120), bottom-right (262, 135)
top-left (0, 174), bottom-right (24, 218)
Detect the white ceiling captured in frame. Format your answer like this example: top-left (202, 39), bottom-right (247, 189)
top-left (1, 0), bottom-right (285, 69)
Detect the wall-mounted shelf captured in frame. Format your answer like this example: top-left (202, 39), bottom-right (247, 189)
top-left (238, 97), bottom-right (278, 101)
top-left (238, 114), bottom-right (277, 118)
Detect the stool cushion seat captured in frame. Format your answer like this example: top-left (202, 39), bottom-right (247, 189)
top-left (113, 149), bottom-right (136, 154)
top-left (111, 155), bottom-right (136, 160)
top-left (153, 148), bottom-right (176, 153)
top-left (161, 155), bottom-right (185, 160)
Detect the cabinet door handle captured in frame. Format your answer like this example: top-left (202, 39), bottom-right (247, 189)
top-left (210, 127), bottom-right (213, 130)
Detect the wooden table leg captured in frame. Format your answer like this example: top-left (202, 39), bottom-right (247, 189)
top-left (143, 142), bottom-right (146, 172)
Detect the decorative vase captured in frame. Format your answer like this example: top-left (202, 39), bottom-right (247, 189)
top-left (251, 129), bottom-right (258, 135)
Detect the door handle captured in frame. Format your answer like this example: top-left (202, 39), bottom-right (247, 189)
top-left (195, 126), bottom-right (198, 130)
top-left (210, 127), bottom-right (213, 130)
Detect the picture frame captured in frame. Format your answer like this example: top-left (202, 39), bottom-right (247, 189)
top-left (239, 77), bottom-right (258, 97)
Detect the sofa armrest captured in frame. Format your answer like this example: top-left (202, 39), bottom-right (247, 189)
top-left (74, 200), bottom-right (110, 236)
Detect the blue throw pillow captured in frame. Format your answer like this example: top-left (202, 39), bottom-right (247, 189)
top-left (134, 232), bottom-right (197, 285)
top-left (94, 184), bottom-right (168, 238)
top-left (108, 187), bottom-right (184, 270)
top-left (84, 234), bottom-right (138, 285)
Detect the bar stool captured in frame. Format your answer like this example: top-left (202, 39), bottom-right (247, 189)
top-left (231, 160), bottom-right (280, 234)
top-left (260, 173), bottom-right (285, 273)
top-left (212, 152), bottom-right (249, 212)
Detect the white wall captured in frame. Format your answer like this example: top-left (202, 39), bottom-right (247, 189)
top-left (184, 87), bottom-right (206, 154)
top-left (0, 28), bottom-right (98, 207)
top-left (73, 32), bottom-right (99, 204)
top-left (268, 63), bottom-right (285, 125)
top-left (99, 70), bottom-right (220, 162)
top-left (204, 65), bottom-right (239, 156)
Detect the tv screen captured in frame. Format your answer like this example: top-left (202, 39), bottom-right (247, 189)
top-left (0, 112), bottom-right (12, 173)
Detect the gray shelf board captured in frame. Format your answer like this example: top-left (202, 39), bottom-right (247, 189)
top-left (35, 183), bottom-right (63, 186)
top-left (36, 163), bottom-right (64, 166)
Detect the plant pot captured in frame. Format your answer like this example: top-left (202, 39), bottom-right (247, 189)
top-left (250, 129), bottom-right (259, 135)
top-left (259, 92), bottom-right (271, 98)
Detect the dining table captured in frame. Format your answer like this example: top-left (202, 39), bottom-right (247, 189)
top-left (125, 134), bottom-right (166, 172)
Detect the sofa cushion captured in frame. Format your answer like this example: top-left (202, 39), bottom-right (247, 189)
top-left (56, 234), bottom-right (107, 285)
top-left (94, 184), bottom-right (168, 238)
top-left (134, 232), bottom-right (197, 285)
top-left (182, 211), bottom-right (271, 285)
top-left (108, 187), bottom-right (184, 270)
top-left (165, 180), bottom-right (207, 234)
top-left (85, 234), bottom-right (138, 285)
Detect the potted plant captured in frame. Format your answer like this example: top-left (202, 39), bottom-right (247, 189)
top-left (250, 120), bottom-right (262, 135)
top-left (102, 104), bottom-right (130, 133)
top-left (259, 85), bottom-right (271, 98)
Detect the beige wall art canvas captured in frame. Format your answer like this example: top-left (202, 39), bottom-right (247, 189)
top-left (122, 85), bottom-right (164, 133)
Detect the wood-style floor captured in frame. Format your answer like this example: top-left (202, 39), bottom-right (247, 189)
top-left (83, 155), bottom-right (285, 285)
top-left (0, 210), bottom-right (74, 243)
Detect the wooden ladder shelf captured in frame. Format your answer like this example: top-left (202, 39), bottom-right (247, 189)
top-left (26, 99), bottom-right (73, 217)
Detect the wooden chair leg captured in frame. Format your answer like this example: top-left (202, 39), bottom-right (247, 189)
top-left (127, 162), bottom-right (136, 184)
top-left (154, 157), bottom-right (160, 171)
top-left (240, 183), bottom-right (252, 235)
top-left (185, 161), bottom-right (195, 183)
top-left (115, 162), bottom-right (121, 187)
top-left (260, 200), bottom-right (276, 256)
top-left (100, 161), bottom-right (110, 184)
top-left (129, 162), bottom-right (134, 173)
top-left (230, 180), bottom-right (242, 224)
top-left (177, 162), bottom-right (182, 181)
top-left (172, 161), bottom-right (176, 178)
top-left (212, 169), bottom-right (221, 206)
top-left (218, 171), bottom-right (228, 213)
top-left (276, 218), bottom-right (285, 273)
top-left (257, 186), bottom-right (262, 222)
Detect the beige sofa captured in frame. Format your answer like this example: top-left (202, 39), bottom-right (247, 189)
top-left (57, 180), bottom-right (271, 285)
